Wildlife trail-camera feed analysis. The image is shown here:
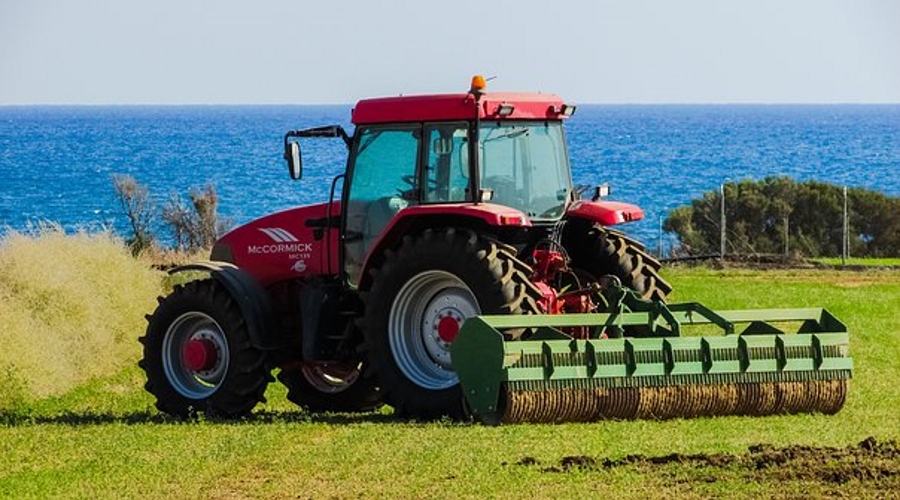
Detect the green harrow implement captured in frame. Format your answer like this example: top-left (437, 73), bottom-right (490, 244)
top-left (452, 302), bottom-right (852, 425)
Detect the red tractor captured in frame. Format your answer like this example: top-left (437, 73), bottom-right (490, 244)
top-left (140, 77), bottom-right (671, 419)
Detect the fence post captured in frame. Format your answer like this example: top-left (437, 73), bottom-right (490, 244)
top-left (720, 182), bottom-right (726, 257)
top-left (657, 211), bottom-right (664, 258)
top-left (784, 216), bottom-right (789, 256)
top-left (842, 185), bottom-right (848, 265)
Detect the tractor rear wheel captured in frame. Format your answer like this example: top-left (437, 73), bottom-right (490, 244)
top-left (564, 222), bottom-right (672, 302)
top-left (361, 228), bottom-right (541, 420)
top-left (277, 361), bottom-right (381, 413)
top-left (140, 279), bottom-right (270, 417)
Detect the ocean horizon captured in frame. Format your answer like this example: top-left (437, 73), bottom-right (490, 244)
top-left (2, 104), bottom-right (898, 252)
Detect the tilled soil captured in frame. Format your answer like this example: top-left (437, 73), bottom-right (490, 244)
top-left (509, 437), bottom-right (900, 496)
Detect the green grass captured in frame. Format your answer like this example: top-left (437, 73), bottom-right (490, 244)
top-left (1, 241), bottom-right (899, 497)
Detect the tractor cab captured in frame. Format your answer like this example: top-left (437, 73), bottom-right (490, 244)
top-left (285, 78), bottom-right (580, 286)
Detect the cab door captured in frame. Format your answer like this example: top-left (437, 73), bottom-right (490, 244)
top-left (342, 124), bottom-right (421, 287)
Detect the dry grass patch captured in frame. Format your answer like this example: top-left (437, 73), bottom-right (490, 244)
top-left (0, 227), bottom-right (162, 408)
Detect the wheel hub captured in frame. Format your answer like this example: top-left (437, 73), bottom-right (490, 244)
top-left (183, 338), bottom-right (218, 372)
top-left (436, 314), bottom-right (462, 343)
top-left (300, 362), bottom-right (361, 393)
top-left (421, 290), bottom-right (473, 371)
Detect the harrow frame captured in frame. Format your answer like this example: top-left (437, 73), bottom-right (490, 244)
top-left (452, 306), bottom-right (852, 424)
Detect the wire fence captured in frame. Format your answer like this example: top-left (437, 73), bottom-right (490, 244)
top-left (650, 182), bottom-right (892, 263)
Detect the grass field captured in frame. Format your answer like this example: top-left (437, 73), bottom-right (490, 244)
top-left (1, 234), bottom-right (899, 498)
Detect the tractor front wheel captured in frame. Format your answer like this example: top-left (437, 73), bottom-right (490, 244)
top-left (277, 361), bottom-right (381, 413)
top-left (361, 228), bottom-right (541, 420)
top-left (140, 279), bottom-right (270, 417)
top-left (564, 222), bottom-right (672, 302)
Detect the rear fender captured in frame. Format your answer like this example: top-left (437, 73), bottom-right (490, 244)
top-left (565, 200), bottom-right (644, 226)
top-left (169, 261), bottom-right (283, 351)
top-left (357, 204), bottom-right (530, 291)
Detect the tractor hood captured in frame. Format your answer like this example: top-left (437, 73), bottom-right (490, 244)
top-left (565, 200), bottom-right (644, 226)
top-left (211, 202), bottom-right (340, 286)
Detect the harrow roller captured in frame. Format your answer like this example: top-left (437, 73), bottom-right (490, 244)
top-left (451, 306), bottom-right (852, 424)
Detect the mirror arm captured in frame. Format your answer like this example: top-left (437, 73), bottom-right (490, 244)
top-left (337, 127), bottom-right (351, 149)
top-left (285, 125), bottom-right (352, 150)
top-left (283, 125), bottom-right (353, 181)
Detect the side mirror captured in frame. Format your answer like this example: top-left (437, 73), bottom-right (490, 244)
top-left (592, 183), bottom-right (611, 201)
top-left (285, 141), bottom-right (302, 180)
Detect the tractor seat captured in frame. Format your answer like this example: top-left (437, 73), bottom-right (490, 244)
top-left (364, 196), bottom-right (408, 242)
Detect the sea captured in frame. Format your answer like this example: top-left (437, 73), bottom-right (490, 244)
top-left (1, 105), bottom-right (898, 252)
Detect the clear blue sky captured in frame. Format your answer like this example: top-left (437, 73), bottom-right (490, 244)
top-left (1, 0), bottom-right (898, 104)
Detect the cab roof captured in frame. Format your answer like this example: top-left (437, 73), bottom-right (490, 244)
top-left (351, 92), bottom-right (570, 125)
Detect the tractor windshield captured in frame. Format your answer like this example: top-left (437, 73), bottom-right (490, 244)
top-left (479, 121), bottom-right (571, 220)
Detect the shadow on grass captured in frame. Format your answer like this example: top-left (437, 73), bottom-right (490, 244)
top-left (0, 409), bottom-right (405, 427)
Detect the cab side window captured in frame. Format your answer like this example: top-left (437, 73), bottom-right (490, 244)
top-left (423, 123), bottom-right (470, 203)
top-left (344, 125), bottom-right (420, 286)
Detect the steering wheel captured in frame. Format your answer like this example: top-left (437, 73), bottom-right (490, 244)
top-left (537, 204), bottom-right (565, 219)
top-left (398, 175), bottom-right (440, 200)
top-left (401, 174), bottom-right (438, 189)
top-left (483, 175), bottom-right (515, 187)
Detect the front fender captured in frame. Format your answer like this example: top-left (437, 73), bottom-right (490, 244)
top-left (565, 200), bottom-right (644, 226)
top-left (169, 261), bottom-right (283, 350)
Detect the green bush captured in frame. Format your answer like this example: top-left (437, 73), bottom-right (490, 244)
top-left (665, 177), bottom-right (900, 257)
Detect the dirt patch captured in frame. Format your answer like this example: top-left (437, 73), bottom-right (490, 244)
top-left (664, 253), bottom-right (815, 270)
top-left (744, 437), bottom-right (899, 484)
top-left (510, 437), bottom-right (900, 492)
top-left (665, 253), bottom-right (900, 272)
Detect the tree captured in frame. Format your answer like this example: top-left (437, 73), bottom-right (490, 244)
top-left (162, 185), bottom-right (230, 251)
top-left (113, 176), bottom-right (231, 253)
top-left (112, 174), bottom-right (156, 254)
